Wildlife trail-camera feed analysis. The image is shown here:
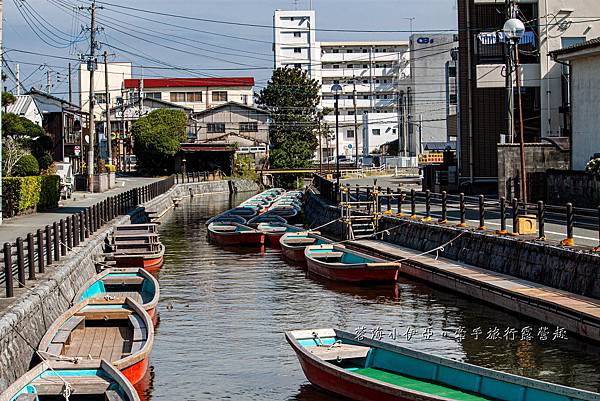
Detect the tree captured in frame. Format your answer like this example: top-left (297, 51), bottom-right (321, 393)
top-left (131, 109), bottom-right (188, 174)
top-left (2, 137), bottom-right (29, 177)
top-left (3, 112), bottom-right (45, 139)
top-left (2, 92), bottom-right (16, 109)
top-left (256, 68), bottom-right (321, 169)
top-left (13, 154), bottom-right (39, 177)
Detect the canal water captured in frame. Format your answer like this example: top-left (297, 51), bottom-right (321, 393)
top-left (144, 192), bottom-right (600, 400)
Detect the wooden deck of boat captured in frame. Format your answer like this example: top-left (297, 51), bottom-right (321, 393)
top-left (31, 375), bottom-right (113, 395)
top-left (351, 240), bottom-right (600, 321)
top-left (64, 325), bottom-right (132, 362)
top-left (105, 290), bottom-right (143, 304)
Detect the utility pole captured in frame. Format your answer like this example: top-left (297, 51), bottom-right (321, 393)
top-left (120, 76), bottom-right (126, 172)
top-left (352, 78), bottom-right (359, 166)
top-left (505, 0), bottom-right (515, 143)
top-left (46, 71), bottom-right (51, 94)
top-left (0, 0), bottom-right (4, 224)
top-left (139, 66), bottom-right (143, 117)
top-left (81, 0), bottom-right (101, 191)
top-left (103, 51), bottom-right (112, 164)
top-left (397, 91), bottom-right (404, 157)
top-left (68, 63), bottom-right (72, 104)
top-left (15, 64), bottom-right (20, 96)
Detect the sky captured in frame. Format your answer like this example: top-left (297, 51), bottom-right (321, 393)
top-left (3, 0), bottom-right (458, 103)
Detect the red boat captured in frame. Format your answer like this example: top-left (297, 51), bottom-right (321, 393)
top-left (257, 223), bottom-right (305, 248)
top-left (280, 231), bottom-right (332, 263)
top-left (39, 297), bottom-right (154, 386)
top-left (207, 222), bottom-right (265, 246)
top-left (304, 244), bottom-right (399, 283)
top-left (108, 243), bottom-right (165, 271)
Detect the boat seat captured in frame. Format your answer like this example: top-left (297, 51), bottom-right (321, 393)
top-left (306, 344), bottom-right (371, 361)
top-left (130, 340), bottom-right (145, 354)
top-left (313, 251), bottom-right (345, 259)
top-left (51, 315), bottom-right (85, 346)
top-left (105, 389), bottom-right (125, 401)
top-left (286, 238), bottom-right (317, 245)
top-left (213, 225), bottom-right (237, 232)
top-left (15, 394), bottom-right (37, 401)
top-left (102, 276), bottom-right (145, 286)
top-left (46, 342), bottom-right (63, 356)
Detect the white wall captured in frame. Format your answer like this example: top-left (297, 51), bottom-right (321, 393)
top-left (79, 62), bottom-right (132, 120)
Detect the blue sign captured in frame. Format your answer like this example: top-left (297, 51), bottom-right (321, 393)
top-left (417, 37), bottom-right (434, 44)
top-left (348, 144), bottom-right (353, 149)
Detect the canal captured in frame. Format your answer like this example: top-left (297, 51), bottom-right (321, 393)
top-left (145, 192), bottom-right (600, 400)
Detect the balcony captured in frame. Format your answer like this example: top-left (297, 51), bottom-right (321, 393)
top-left (476, 63), bottom-right (540, 88)
top-left (320, 52), bottom-right (401, 63)
top-left (321, 67), bottom-right (396, 79)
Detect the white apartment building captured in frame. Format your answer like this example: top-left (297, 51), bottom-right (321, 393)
top-left (79, 62), bottom-right (132, 121)
top-left (273, 9), bottom-right (410, 159)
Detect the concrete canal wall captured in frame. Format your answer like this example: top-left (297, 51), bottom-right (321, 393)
top-left (305, 190), bottom-right (600, 299)
top-left (0, 179), bottom-right (257, 392)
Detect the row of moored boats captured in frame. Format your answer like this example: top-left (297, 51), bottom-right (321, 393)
top-left (207, 190), bottom-right (600, 401)
top-left (2, 223), bottom-right (165, 401)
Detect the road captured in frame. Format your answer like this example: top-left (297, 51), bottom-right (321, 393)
top-left (0, 176), bottom-right (163, 244)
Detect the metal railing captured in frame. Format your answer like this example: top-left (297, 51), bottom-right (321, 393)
top-left (0, 175), bottom-right (175, 298)
top-left (174, 170), bottom-right (224, 184)
top-left (312, 174), bottom-right (600, 250)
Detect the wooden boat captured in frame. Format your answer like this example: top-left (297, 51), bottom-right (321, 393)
top-left (247, 214), bottom-right (288, 225)
top-left (106, 243), bottom-right (165, 271)
top-left (112, 231), bottom-right (160, 246)
top-left (205, 213), bottom-right (247, 226)
top-left (225, 206), bottom-right (259, 219)
top-left (257, 223), bottom-right (305, 248)
top-left (286, 328), bottom-right (600, 401)
top-left (207, 222), bottom-right (264, 246)
top-left (76, 268), bottom-right (160, 326)
top-left (280, 231), bottom-right (331, 263)
top-left (304, 244), bottom-right (399, 283)
top-left (39, 298), bottom-right (154, 386)
top-left (0, 359), bottom-right (140, 401)
top-left (113, 223), bottom-right (158, 235)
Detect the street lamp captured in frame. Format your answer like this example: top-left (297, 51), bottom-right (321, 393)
top-left (331, 84), bottom-right (343, 195)
top-left (503, 17), bottom-right (528, 205)
top-left (316, 105), bottom-right (324, 176)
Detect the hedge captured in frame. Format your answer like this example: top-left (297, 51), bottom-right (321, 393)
top-left (3, 175), bottom-right (60, 217)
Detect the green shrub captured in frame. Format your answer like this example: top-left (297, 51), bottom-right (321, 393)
top-left (3, 177), bottom-right (41, 217)
top-left (38, 175), bottom-right (60, 209)
top-left (37, 153), bottom-right (53, 171)
top-left (13, 155), bottom-right (39, 177)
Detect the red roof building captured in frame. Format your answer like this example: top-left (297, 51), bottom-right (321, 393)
top-left (123, 77), bottom-right (255, 112)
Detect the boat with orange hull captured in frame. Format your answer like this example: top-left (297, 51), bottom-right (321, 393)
top-left (0, 359), bottom-right (140, 401)
top-left (304, 244), bottom-right (399, 283)
top-left (75, 267), bottom-right (160, 326)
top-left (286, 328), bottom-right (600, 401)
top-left (207, 222), bottom-right (265, 246)
top-left (39, 297), bottom-right (154, 386)
top-left (107, 243), bottom-right (165, 271)
top-left (280, 231), bottom-right (332, 263)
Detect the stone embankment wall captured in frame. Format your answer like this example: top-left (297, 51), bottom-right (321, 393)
top-left (0, 179), bottom-right (257, 392)
top-left (305, 190), bottom-right (600, 299)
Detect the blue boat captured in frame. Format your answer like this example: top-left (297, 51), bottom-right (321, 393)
top-left (286, 328), bottom-right (600, 401)
top-left (247, 214), bottom-right (288, 225)
top-left (257, 222), bottom-right (305, 247)
top-left (1, 359), bottom-right (140, 401)
top-left (205, 213), bottom-right (247, 226)
top-left (280, 231), bottom-right (331, 263)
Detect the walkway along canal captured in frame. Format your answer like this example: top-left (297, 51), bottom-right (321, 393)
top-left (146, 191), bottom-right (600, 400)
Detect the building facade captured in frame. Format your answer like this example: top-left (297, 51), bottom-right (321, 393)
top-left (123, 77), bottom-right (255, 113)
top-left (79, 62), bottom-right (133, 121)
top-left (457, 0), bottom-right (600, 193)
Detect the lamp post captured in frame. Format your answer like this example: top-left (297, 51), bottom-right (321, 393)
top-left (331, 84), bottom-right (343, 194)
top-left (503, 17), bottom-right (528, 205)
top-left (316, 105), bottom-right (323, 176)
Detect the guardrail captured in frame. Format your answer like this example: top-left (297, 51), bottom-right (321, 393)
top-left (312, 174), bottom-right (600, 250)
top-left (0, 175), bottom-right (175, 298)
top-left (174, 170), bottom-right (224, 184)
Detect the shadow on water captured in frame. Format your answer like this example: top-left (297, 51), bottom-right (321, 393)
top-left (144, 192), bottom-right (600, 400)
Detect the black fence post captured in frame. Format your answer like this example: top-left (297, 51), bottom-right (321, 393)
top-left (27, 233), bottom-right (35, 281)
top-left (410, 189), bottom-right (417, 218)
top-left (397, 186), bottom-right (403, 215)
top-left (66, 216), bottom-right (73, 251)
top-left (478, 195), bottom-right (486, 230)
top-left (424, 190), bottom-right (432, 221)
top-left (457, 193), bottom-right (466, 227)
top-left (79, 212), bottom-right (85, 242)
top-left (537, 201), bottom-right (545, 240)
top-left (45, 225), bottom-right (52, 265)
top-left (499, 197), bottom-right (507, 234)
top-left (37, 229), bottom-right (45, 274)
top-left (60, 219), bottom-right (67, 256)
top-left (53, 222), bottom-right (60, 262)
top-left (563, 203), bottom-right (574, 246)
top-left (386, 187), bottom-right (391, 212)
top-left (512, 198), bottom-right (519, 235)
top-left (73, 214), bottom-right (80, 248)
top-left (440, 191), bottom-right (448, 223)
top-left (85, 208), bottom-right (91, 238)
top-left (366, 187), bottom-right (371, 213)
top-left (16, 237), bottom-right (25, 288)
top-left (355, 184), bottom-right (360, 203)
top-left (4, 243), bottom-right (14, 297)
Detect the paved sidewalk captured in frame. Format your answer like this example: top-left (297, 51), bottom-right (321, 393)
top-left (0, 176), bottom-right (163, 244)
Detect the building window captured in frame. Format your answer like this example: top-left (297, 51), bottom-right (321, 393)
top-left (187, 92), bottom-right (202, 102)
top-left (362, 49), bottom-right (368, 53)
top-left (392, 129), bottom-right (397, 134)
top-left (347, 49), bottom-right (353, 53)
top-left (290, 17), bottom-right (294, 21)
top-left (294, 48), bottom-right (302, 53)
top-left (347, 95), bottom-right (353, 100)
top-left (240, 122), bottom-right (258, 132)
top-left (207, 123), bottom-right (226, 133)
top-left (348, 110), bottom-right (355, 115)
top-left (362, 80), bottom-right (368, 84)
top-left (212, 91), bottom-right (228, 102)
top-left (144, 92), bottom-right (162, 100)
top-left (333, 49), bottom-right (339, 53)
top-left (347, 64), bottom-right (353, 68)
top-left (363, 95), bottom-right (369, 99)
top-left (346, 129), bottom-right (355, 138)
top-left (170, 92), bottom-right (186, 102)
top-left (241, 94), bottom-right (249, 104)
top-left (294, 32), bottom-right (301, 38)
top-left (96, 93), bottom-right (107, 104)
top-left (372, 129), bottom-right (380, 136)
top-left (294, 63), bottom-right (302, 68)
top-left (333, 64), bottom-right (340, 69)
top-left (363, 64), bottom-right (368, 68)
top-left (382, 48), bottom-right (387, 52)
top-left (375, 79), bottom-right (380, 84)
top-left (333, 80), bottom-right (340, 84)
top-left (375, 64), bottom-right (380, 68)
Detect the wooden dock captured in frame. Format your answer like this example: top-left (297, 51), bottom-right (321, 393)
top-left (350, 239), bottom-right (600, 342)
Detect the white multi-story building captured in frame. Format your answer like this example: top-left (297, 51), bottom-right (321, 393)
top-left (273, 9), bottom-right (410, 160)
top-left (79, 62), bottom-right (133, 121)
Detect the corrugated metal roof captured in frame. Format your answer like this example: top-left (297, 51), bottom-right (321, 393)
top-left (6, 95), bottom-right (34, 115)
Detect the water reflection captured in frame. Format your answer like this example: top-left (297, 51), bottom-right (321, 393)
top-left (145, 193), bottom-right (600, 400)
